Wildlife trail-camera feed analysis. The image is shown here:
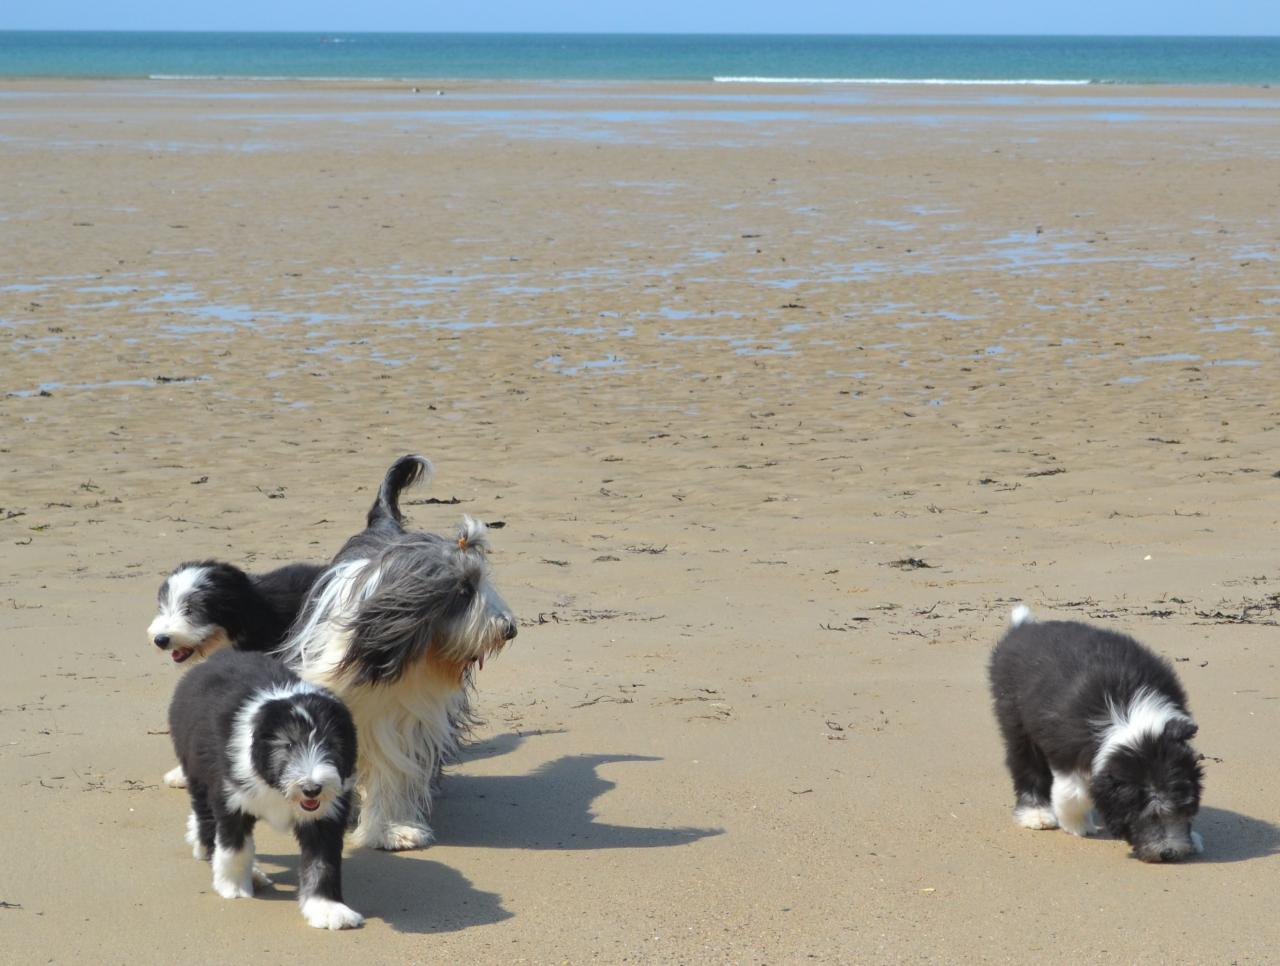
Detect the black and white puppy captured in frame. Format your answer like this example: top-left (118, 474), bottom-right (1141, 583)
top-left (149, 559), bottom-right (325, 788)
top-left (989, 605), bottom-right (1204, 862)
top-left (280, 454), bottom-right (518, 851)
top-left (169, 649), bottom-right (362, 929)
top-left (149, 560), bottom-right (325, 665)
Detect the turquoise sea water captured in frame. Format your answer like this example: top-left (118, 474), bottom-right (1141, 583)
top-left (1, 32), bottom-right (1279, 85)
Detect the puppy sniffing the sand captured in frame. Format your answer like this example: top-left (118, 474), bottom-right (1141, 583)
top-left (989, 605), bottom-right (1204, 862)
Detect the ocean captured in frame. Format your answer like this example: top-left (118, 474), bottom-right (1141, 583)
top-left (1, 32), bottom-right (1278, 85)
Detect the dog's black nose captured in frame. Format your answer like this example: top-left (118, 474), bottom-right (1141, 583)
top-left (1160, 848), bottom-right (1180, 862)
top-left (504, 619), bottom-right (517, 641)
top-left (301, 783), bottom-right (322, 798)
top-left (154, 634), bottom-right (170, 648)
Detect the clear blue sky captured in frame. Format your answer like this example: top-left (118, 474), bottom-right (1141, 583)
top-left (4, 1), bottom-right (1278, 35)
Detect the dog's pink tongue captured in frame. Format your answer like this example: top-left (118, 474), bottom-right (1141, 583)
top-left (301, 799), bottom-right (320, 812)
top-left (171, 647), bottom-right (194, 664)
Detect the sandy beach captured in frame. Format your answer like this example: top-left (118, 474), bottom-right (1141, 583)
top-left (2, 79), bottom-right (1280, 963)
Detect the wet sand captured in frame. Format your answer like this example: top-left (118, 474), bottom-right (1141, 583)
top-left (2, 80), bottom-right (1280, 963)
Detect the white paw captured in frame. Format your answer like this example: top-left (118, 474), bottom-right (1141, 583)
top-left (185, 813), bottom-right (210, 860)
top-left (1191, 830), bottom-right (1205, 854)
top-left (358, 822), bottom-right (434, 851)
top-left (1014, 804), bottom-right (1059, 830)
top-left (301, 897), bottom-right (365, 930)
top-left (212, 845), bottom-right (255, 898)
top-left (251, 865), bottom-right (274, 888)
top-left (1058, 815), bottom-right (1097, 838)
top-left (164, 765), bottom-right (188, 789)
top-left (212, 873), bottom-right (254, 899)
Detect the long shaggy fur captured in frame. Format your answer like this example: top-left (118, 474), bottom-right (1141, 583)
top-left (280, 455), bottom-right (517, 851)
top-left (169, 650), bottom-right (362, 929)
top-left (989, 606), bottom-right (1204, 862)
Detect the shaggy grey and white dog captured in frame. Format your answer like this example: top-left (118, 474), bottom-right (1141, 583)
top-left (279, 455), bottom-right (518, 851)
top-left (989, 605), bottom-right (1204, 863)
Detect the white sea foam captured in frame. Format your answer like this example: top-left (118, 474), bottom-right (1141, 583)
top-left (712, 77), bottom-right (1095, 86)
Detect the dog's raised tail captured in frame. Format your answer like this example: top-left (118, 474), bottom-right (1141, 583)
top-left (1009, 603), bottom-right (1035, 628)
top-left (368, 454), bottom-right (433, 528)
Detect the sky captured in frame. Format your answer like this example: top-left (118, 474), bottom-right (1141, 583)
top-left (3, 1), bottom-right (1278, 35)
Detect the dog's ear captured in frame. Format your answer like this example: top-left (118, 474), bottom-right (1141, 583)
top-left (1165, 717), bottom-right (1198, 742)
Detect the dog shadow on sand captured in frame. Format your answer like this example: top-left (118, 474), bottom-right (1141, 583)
top-left (252, 850), bottom-right (512, 934)
top-left (452, 728), bottom-right (563, 765)
top-left (434, 745), bottom-right (724, 852)
top-left (255, 732), bottom-right (719, 932)
top-left (1094, 804), bottom-right (1280, 865)
top-left (1189, 806), bottom-right (1280, 864)
top-left (1075, 805), bottom-right (1280, 865)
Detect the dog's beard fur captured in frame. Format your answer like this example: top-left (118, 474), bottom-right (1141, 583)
top-left (153, 623), bottom-right (232, 665)
top-left (280, 517), bottom-right (516, 850)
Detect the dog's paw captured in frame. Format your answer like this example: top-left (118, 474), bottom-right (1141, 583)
top-left (380, 823), bottom-right (434, 851)
top-left (212, 846), bottom-right (255, 898)
top-left (1013, 804), bottom-right (1059, 830)
top-left (1191, 830), bottom-right (1205, 854)
top-left (301, 897), bottom-right (365, 930)
top-left (360, 818), bottom-right (435, 849)
top-left (251, 865), bottom-right (274, 888)
top-left (1057, 816), bottom-right (1093, 837)
top-left (164, 765), bottom-right (188, 789)
top-left (1060, 808), bottom-right (1102, 838)
top-left (212, 873), bottom-right (254, 900)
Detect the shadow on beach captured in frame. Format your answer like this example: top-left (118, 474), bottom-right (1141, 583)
top-left (256, 740), bottom-right (717, 931)
top-left (454, 728), bottom-right (566, 766)
top-left (1107, 804), bottom-right (1280, 865)
top-left (436, 752), bottom-right (723, 851)
top-left (1190, 805), bottom-right (1280, 864)
top-left (253, 850), bottom-right (512, 934)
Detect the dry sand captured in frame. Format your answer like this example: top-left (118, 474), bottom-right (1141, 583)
top-left (2, 79), bottom-right (1280, 963)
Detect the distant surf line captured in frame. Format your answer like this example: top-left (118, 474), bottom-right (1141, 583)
top-left (713, 76), bottom-right (1096, 85)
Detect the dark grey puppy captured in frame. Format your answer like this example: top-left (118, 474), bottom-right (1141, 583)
top-left (169, 649), bottom-right (362, 929)
top-left (989, 605), bottom-right (1204, 863)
